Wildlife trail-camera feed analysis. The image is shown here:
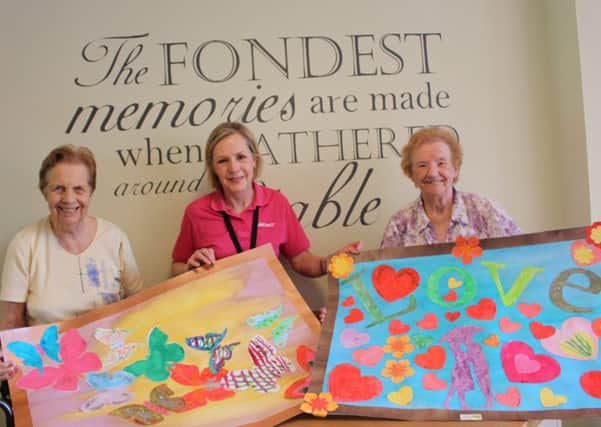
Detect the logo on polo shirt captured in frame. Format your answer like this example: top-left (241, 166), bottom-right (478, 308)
top-left (258, 222), bottom-right (275, 228)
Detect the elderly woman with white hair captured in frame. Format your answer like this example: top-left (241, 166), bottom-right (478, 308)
top-left (380, 127), bottom-right (521, 248)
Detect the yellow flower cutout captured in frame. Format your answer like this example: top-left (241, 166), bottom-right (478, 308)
top-left (383, 335), bottom-right (414, 358)
top-left (300, 392), bottom-right (338, 417)
top-left (587, 221), bottom-right (601, 248)
top-left (328, 253), bottom-right (355, 279)
top-left (574, 244), bottom-right (594, 265)
top-left (381, 359), bottom-right (414, 383)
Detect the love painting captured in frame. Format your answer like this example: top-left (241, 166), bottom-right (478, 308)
top-left (310, 225), bottom-right (601, 421)
top-left (0, 245), bottom-right (320, 427)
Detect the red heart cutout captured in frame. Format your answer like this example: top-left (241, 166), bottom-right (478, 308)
top-left (284, 376), bottom-right (311, 398)
top-left (414, 345), bottom-right (446, 370)
top-left (592, 318), bottom-right (601, 338)
top-left (445, 311), bottom-right (460, 322)
top-left (581, 371), bottom-right (601, 399)
top-left (372, 265), bottom-right (420, 302)
top-left (388, 319), bottom-right (410, 335)
top-left (443, 290), bottom-right (457, 302)
top-left (496, 386), bottom-right (521, 407)
top-left (466, 298), bottom-right (496, 320)
top-left (296, 345), bottom-right (315, 372)
top-left (517, 303), bottom-right (542, 318)
top-left (344, 308), bottom-right (364, 324)
top-left (417, 313), bottom-right (438, 330)
top-left (422, 373), bottom-right (447, 391)
top-left (328, 363), bottom-right (383, 402)
top-left (501, 341), bottom-right (560, 383)
top-left (341, 296), bottom-right (355, 307)
top-left (529, 321), bottom-right (556, 339)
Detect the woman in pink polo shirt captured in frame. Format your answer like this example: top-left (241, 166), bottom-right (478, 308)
top-left (171, 121), bottom-right (361, 278)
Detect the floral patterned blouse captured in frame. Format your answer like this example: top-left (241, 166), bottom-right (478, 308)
top-left (380, 189), bottom-right (521, 248)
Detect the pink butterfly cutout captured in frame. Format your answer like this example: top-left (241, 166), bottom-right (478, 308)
top-left (17, 329), bottom-right (102, 391)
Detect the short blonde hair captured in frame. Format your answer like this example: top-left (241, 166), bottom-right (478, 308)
top-left (204, 122), bottom-right (262, 191)
top-left (38, 144), bottom-right (97, 193)
top-left (401, 127), bottom-right (462, 182)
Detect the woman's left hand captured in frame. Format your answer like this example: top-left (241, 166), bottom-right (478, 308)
top-left (336, 240), bottom-right (363, 255)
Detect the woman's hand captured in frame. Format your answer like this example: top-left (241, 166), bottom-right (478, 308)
top-left (171, 248), bottom-right (217, 276)
top-left (187, 247), bottom-right (216, 268)
top-left (0, 350), bottom-right (18, 382)
top-left (335, 240), bottom-right (363, 255)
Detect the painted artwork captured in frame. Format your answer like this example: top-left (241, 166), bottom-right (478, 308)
top-left (308, 225), bottom-right (601, 421)
top-left (0, 245), bottom-right (320, 427)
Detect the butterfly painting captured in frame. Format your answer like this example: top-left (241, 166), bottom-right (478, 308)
top-left (246, 305), bottom-right (297, 348)
top-left (220, 334), bottom-right (295, 393)
top-left (284, 345), bottom-right (316, 398)
top-left (185, 328), bottom-right (240, 374)
top-left (7, 324), bottom-right (61, 372)
top-left (185, 328), bottom-right (227, 351)
top-left (123, 327), bottom-right (184, 382)
top-left (80, 389), bottom-right (134, 412)
top-left (110, 382), bottom-right (235, 424)
top-left (86, 370), bottom-right (136, 390)
top-left (10, 328), bottom-right (102, 391)
top-left (94, 327), bottom-right (139, 369)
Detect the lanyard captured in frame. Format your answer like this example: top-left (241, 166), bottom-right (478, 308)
top-left (221, 207), bottom-right (259, 254)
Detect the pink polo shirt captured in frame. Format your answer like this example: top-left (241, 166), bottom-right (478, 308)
top-left (172, 184), bottom-right (311, 263)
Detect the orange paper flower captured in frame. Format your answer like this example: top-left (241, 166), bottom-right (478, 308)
top-left (300, 392), bottom-right (338, 417)
top-left (383, 335), bottom-right (414, 358)
top-left (328, 253), bottom-right (355, 279)
top-left (381, 359), bottom-right (414, 383)
top-left (573, 242), bottom-right (594, 266)
top-left (451, 236), bottom-right (483, 264)
top-left (586, 222), bottom-right (601, 248)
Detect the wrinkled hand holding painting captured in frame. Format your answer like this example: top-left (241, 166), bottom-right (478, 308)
top-left (307, 224), bottom-right (601, 421)
top-left (0, 246), bottom-right (320, 427)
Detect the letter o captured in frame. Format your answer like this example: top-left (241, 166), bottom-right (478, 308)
top-left (426, 266), bottom-right (477, 307)
top-left (193, 40), bottom-right (240, 83)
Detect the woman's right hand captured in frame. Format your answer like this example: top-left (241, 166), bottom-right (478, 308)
top-left (0, 350), bottom-right (18, 381)
top-left (187, 247), bottom-right (216, 269)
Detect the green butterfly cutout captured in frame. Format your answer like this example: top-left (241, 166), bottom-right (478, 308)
top-left (246, 305), bottom-right (297, 348)
top-left (124, 327), bottom-right (184, 382)
top-left (411, 333), bottom-right (433, 349)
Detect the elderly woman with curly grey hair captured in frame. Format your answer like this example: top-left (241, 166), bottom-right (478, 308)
top-left (380, 127), bottom-right (521, 248)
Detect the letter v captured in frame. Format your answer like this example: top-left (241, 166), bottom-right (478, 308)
top-left (481, 261), bottom-right (544, 306)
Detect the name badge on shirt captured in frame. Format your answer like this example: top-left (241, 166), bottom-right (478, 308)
top-left (258, 222), bottom-right (275, 228)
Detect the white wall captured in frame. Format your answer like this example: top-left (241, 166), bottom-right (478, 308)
top-left (576, 0), bottom-right (601, 222)
top-left (0, 0), bottom-right (592, 309)
top-left (544, 0), bottom-right (590, 227)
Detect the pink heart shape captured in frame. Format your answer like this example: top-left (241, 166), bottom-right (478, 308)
top-left (540, 317), bottom-right (598, 360)
top-left (499, 317), bottom-right (522, 333)
top-left (422, 373), bottom-right (447, 391)
top-left (501, 341), bottom-right (560, 383)
top-left (514, 353), bottom-right (541, 374)
top-left (496, 387), bottom-right (521, 407)
top-left (340, 328), bottom-right (370, 349)
top-left (517, 303), bottom-right (542, 318)
top-left (352, 346), bottom-right (384, 367)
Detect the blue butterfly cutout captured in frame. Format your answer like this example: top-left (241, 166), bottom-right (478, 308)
top-left (7, 325), bottom-right (61, 373)
top-left (86, 370), bottom-right (136, 390)
top-left (185, 328), bottom-right (240, 374)
top-left (185, 328), bottom-right (227, 351)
